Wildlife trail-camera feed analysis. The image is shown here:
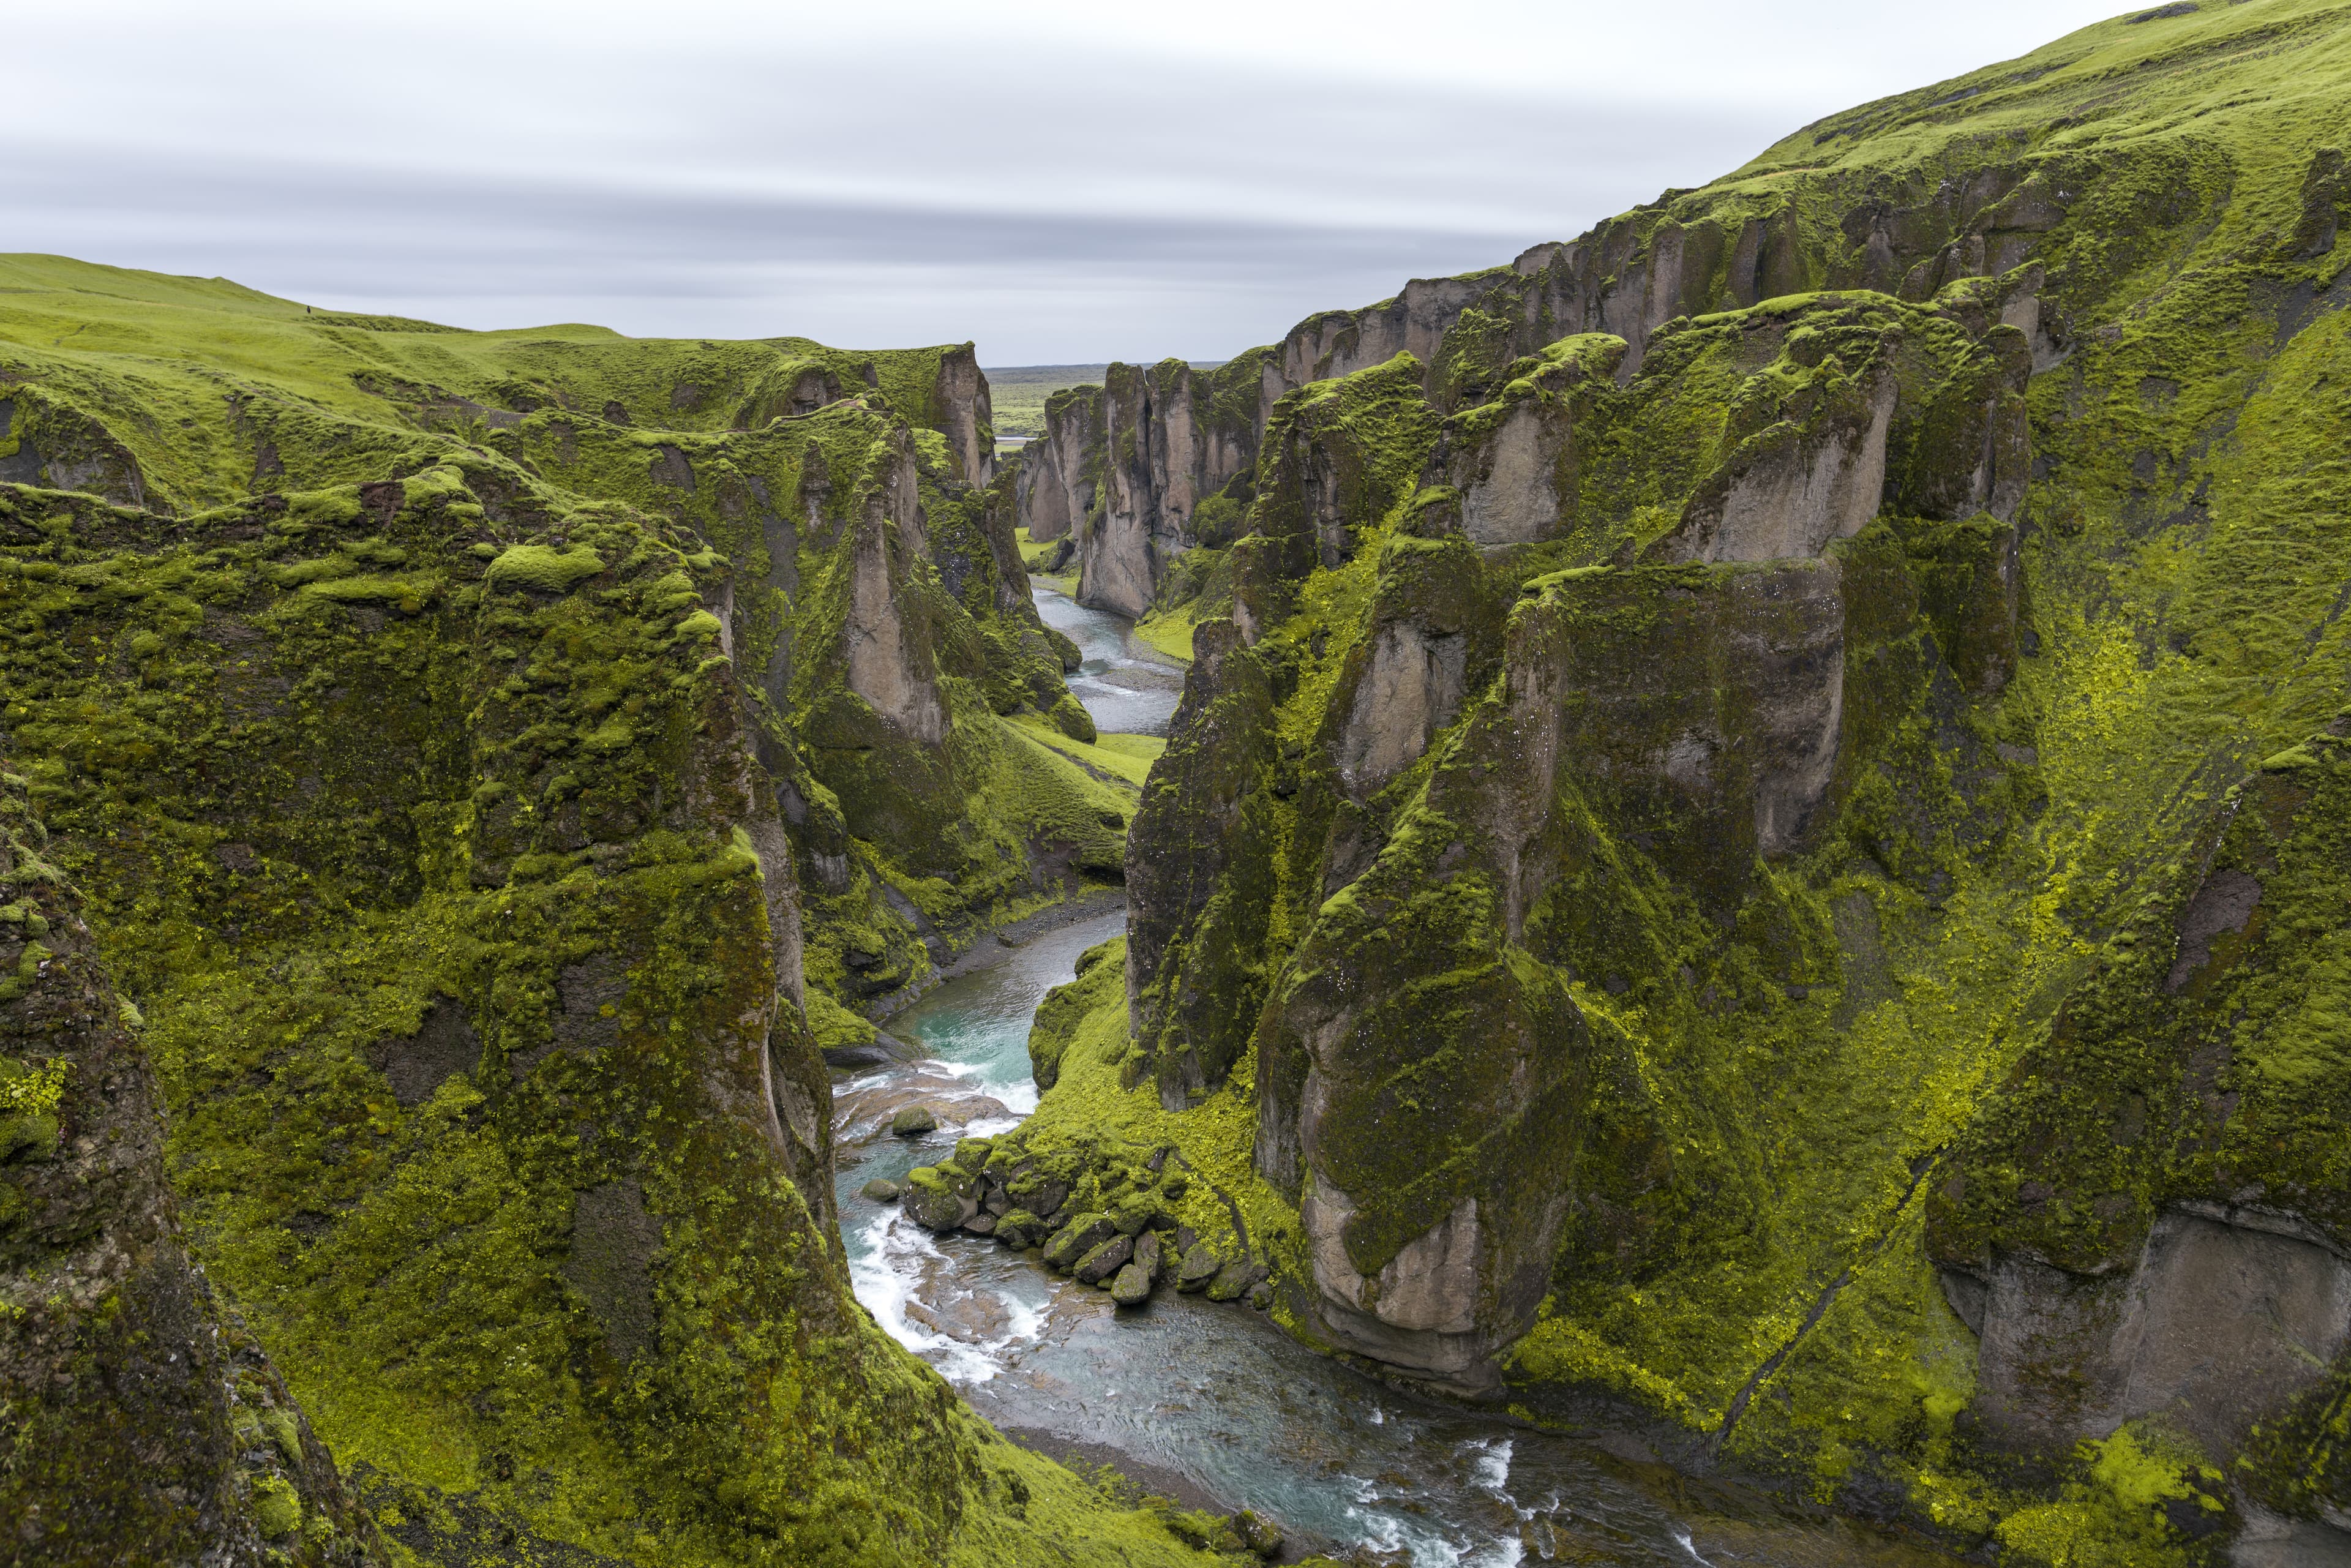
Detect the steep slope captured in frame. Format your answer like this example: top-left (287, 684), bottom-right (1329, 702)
top-left (1, 761), bottom-right (388, 1566)
top-left (1006, 1), bottom-right (2351, 1561)
top-left (0, 265), bottom-right (1208, 1565)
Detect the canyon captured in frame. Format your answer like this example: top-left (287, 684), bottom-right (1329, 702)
top-left (6, 2), bottom-right (2351, 1566)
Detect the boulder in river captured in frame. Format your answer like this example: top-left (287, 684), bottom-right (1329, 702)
top-left (1175, 1244), bottom-right (1223, 1292)
top-left (1011, 1174), bottom-right (1071, 1221)
top-left (860, 1178), bottom-right (901, 1203)
top-left (904, 1166), bottom-right (972, 1231)
top-left (890, 1103), bottom-right (939, 1136)
top-left (1109, 1262), bottom-right (1152, 1306)
top-left (960, 1212), bottom-right (997, 1237)
top-left (1043, 1212), bottom-right (1116, 1270)
top-left (995, 1208), bottom-right (1043, 1249)
top-left (1131, 1230), bottom-right (1161, 1282)
top-left (1231, 1510), bottom-right (1284, 1558)
top-left (1073, 1235), bottom-right (1134, 1286)
top-left (1205, 1260), bottom-right (1254, 1302)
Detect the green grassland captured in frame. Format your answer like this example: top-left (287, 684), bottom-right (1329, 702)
top-left (980, 364), bottom-right (1108, 440)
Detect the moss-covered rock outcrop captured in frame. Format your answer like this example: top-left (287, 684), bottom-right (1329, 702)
top-left (1013, 2), bottom-right (2351, 1560)
top-left (0, 762), bottom-right (387, 1566)
top-left (0, 264), bottom-right (1207, 1565)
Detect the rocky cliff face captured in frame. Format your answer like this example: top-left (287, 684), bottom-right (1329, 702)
top-left (0, 763), bottom-right (386, 1567)
top-left (1023, 2), bottom-right (2351, 1559)
top-left (0, 261), bottom-right (1185, 1565)
top-left (1010, 129), bottom-right (2054, 626)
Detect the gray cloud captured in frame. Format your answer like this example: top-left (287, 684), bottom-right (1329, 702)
top-left (6, 1), bottom-right (2129, 361)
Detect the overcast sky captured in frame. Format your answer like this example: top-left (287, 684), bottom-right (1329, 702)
top-left (18, 0), bottom-right (2134, 364)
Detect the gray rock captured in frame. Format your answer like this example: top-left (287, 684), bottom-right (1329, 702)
top-left (1131, 1230), bottom-right (1161, 1282)
top-left (1176, 1244), bottom-right (1223, 1292)
top-left (1013, 1176), bottom-right (1070, 1222)
top-left (1247, 1280), bottom-right (1273, 1310)
top-left (889, 1104), bottom-right (937, 1137)
top-left (1109, 1262), bottom-right (1152, 1307)
top-left (1231, 1509), bottom-right (1284, 1558)
top-left (859, 1179), bottom-right (900, 1203)
top-left (902, 1168), bottom-right (972, 1232)
top-left (960, 1212), bottom-right (997, 1237)
top-left (1073, 1235), bottom-right (1134, 1286)
top-left (1043, 1213), bottom-right (1116, 1271)
top-left (1965, 1206), bottom-right (2351, 1456)
top-left (823, 1041), bottom-right (894, 1070)
top-left (1205, 1261), bottom-right (1253, 1302)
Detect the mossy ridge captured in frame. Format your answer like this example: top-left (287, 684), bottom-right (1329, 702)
top-left (0, 467), bottom-right (1188, 1564)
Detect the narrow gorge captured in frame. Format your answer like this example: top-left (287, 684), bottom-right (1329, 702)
top-left (7, 2), bottom-right (2351, 1566)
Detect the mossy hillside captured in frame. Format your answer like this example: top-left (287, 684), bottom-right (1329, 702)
top-left (1, 475), bottom-right (920, 1558)
top-left (0, 255), bottom-right (997, 504)
top-left (0, 470), bottom-right (1193, 1565)
top-left (1028, 0), bottom-right (2351, 623)
top-left (1225, 352), bottom-right (1438, 639)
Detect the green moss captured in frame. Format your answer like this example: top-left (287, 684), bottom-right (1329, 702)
top-left (484, 544), bottom-right (606, 595)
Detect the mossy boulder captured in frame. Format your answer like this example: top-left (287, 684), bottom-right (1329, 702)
top-left (1073, 1235), bottom-right (1134, 1286)
top-left (1109, 1262), bottom-right (1152, 1307)
top-left (904, 1166), bottom-right (973, 1232)
top-left (1174, 1245), bottom-right (1224, 1293)
top-left (1043, 1212), bottom-right (1116, 1270)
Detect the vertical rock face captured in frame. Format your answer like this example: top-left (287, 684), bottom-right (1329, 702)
top-left (1049, 14), bottom-right (2351, 1550)
top-left (1123, 291), bottom-right (2052, 1396)
top-left (1929, 751), bottom-right (2351, 1521)
top-left (841, 433), bottom-right (949, 744)
top-left (931, 343), bottom-right (996, 487)
top-left (1013, 383), bottom-right (1103, 543)
top-left (1334, 620), bottom-right (1470, 798)
top-left (1013, 125), bottom-right (2064, 617)
top-left (1063, 359), bottom-right (1264, 617)
top-left (0, 765), bottom-right (384, 1567)
top-left (1124, 620), bottom-right (1279, 1108)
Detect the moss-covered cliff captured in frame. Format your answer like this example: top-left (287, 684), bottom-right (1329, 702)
top-left (0, 261), bottom-right (1217, 1565)
top-left (1011, 2), bottom-right (2351, 1561)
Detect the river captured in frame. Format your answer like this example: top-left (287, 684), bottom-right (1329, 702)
top-left (1031, 582), bottom-right (1187, 736)
top-left (824, 591), bottom-right (1955, 1567)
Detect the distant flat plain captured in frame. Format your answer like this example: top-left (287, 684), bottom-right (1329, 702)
top-left (983, 361), bottom-right (1225, 442)
top-left (981, 364), bottom-right (1107, 441)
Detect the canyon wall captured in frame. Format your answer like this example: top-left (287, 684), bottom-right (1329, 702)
top-left (0, 261), bottom-right (1186, 1566)
top-left (1015, 2), bottom-right (2351, 1561)
top-left (1014, 142), bottom-right (2063, 624)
